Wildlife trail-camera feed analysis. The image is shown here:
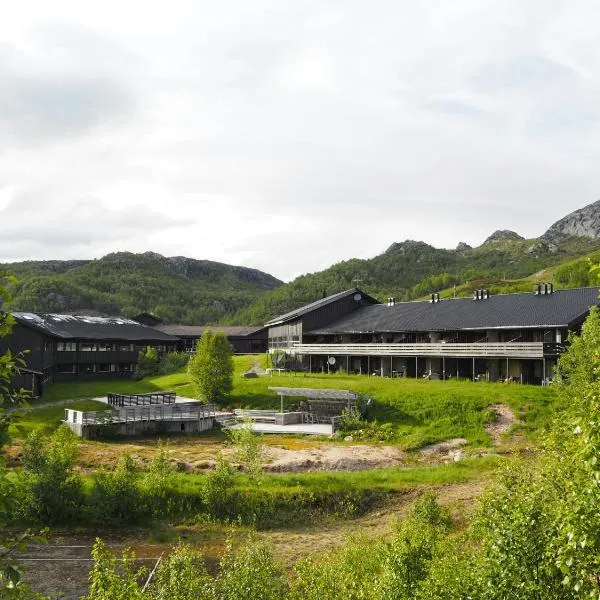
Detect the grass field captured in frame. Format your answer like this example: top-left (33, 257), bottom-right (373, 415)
top-left (29, 354), bottom-right (558, 449)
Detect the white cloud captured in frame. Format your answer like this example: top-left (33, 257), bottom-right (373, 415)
top-left (1, 0), bottom-right (600, 281)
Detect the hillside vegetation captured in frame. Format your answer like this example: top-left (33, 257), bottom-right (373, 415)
top-left (228, 235), bottom-right (600, 324)
top-left (1, 252), bottom-right (282, 324)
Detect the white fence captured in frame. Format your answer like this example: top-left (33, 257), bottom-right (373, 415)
top-left (65, 402), bottom-right (216, 425)
top-left (284, 342), bottom-right (546, 359)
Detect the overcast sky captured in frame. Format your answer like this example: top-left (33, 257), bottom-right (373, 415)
top-left (1, 1), bottom-right (600, 281)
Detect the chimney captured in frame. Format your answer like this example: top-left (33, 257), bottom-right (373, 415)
top-left (483, 289), bottom-right (490, 300)
top-left (435, 292), bottom-right (440, 303)
top-left (548, 282), bottom-right (554, 294)
top-left (430, 293), bottom-right (435, 304)
top-left (390, 297), bottom-right (396, 306)
top-left (535, 283), bottom-right (542, 295)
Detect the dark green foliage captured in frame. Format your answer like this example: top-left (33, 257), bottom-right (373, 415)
top-left (89, 454), bottom-right (144, 525)
top-left (135, 346), bottom-right (160, 379)
top-left (18, 425), bottom-right (84, 524)
top-left (158, 351), bottom-right (189, 374)
top-left (229, 237), bottom-right (600, 324)
top-left (2, 251), bottom-right (281, 324)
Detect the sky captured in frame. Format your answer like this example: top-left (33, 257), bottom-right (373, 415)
top-left (1, 0), bottom-right (600, 282)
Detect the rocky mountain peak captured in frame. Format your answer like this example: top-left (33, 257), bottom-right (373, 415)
top-left (482, 230), bottom-right (524, 245)
top-left (541, 199), bottom-right (600, 243)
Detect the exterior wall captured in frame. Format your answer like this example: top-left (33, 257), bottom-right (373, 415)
top-left (66, 416), bottom-right (215, 439)
top-left (268, 293), bottom-right (376, 350)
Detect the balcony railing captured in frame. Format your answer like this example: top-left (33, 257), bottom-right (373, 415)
top-left (279, 342), bottom-right (549, 359)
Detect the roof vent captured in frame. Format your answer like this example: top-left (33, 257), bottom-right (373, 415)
top-left (535, 282), bottom-right (554, 296)
top-left (387, 297), bottom-right (396, 307)
top-left (473, 289), bottom-right (489, 301)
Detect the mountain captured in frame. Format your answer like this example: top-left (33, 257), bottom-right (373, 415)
top-left (1, 252), bottom-right (282, 324)
top-left (228, 200), bottom-right (600, 325)
top-left (542, 199), bottom-right (600, 244)
top-left (482, 230), bottom-right (524, 244)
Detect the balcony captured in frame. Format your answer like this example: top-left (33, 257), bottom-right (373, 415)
top-left (280, 342), bottom-right (550, 359)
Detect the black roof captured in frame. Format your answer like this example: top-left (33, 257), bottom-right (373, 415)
top-left (156, 325), bottom-right (266, 338)
top-left (265, 288), bottom-right (378, 326)
top-left (308, 287), bottom-right (600, 334)
top-left (11, 313), bottom-right (179, 342)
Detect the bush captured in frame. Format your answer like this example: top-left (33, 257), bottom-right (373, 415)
top-left (135, 346), bottom-right (159, 379)
top-left (89, 454), bottom-right (145, 525)
top-left (18, 426), bottom-right (84, 524)
top-left (158, 352), bottom-right (189, 375)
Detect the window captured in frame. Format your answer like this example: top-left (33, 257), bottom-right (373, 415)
top-left (97, 343), bottom-right (114, 352)
top-left (57, 363), bottom-right (77, 374)
top-left (117, 343), bottom-right (133, 352)
top-left (97, 363), bottom-right (111, 373)
top-left (80, 342), bottom-right (97, 352)
top-left (80, 364), bottom-right (95, 373)
top-left (44, 341), bottom-right (53, 351)
top-left (57, 342), bottom-right (76, 352)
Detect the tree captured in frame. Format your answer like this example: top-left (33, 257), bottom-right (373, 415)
top-left (135, 346), bottom-right (159, 379)
top-left (0, 273), bottom-right (47, 598)
top-left (187, 330), bottom-right (233, 403)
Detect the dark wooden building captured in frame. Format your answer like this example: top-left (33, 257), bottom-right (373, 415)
top-left (264, 286), bottom-right (600, 385)
top-left (0, 313), bottom-right (179, 383)
top-left (155, 325), bottom-right (268, 354)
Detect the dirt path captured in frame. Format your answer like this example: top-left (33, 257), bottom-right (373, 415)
top-left (486, 403), bottom-right (516, 445)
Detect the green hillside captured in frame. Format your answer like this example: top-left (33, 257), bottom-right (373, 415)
top-left (1, 252), bottom-right (282, 324)
top-left (228, 236), bottom-right (600, 325)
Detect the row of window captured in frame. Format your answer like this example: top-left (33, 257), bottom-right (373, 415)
top-left (56, 363), bottom-right (133, 374)
top-left (46, 342), bottom-right (170, 353)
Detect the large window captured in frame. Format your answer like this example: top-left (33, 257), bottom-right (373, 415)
top-left (97, 343), bottom-right (114, 352)
top-left (79, 343), bottom-right (97, 352)
top-left (117, 343), bottom-right (133, 352)
top-left (97, 363), bottom-right (112, 373)
top-left (57, 363), bottom-right (77, 374)
top-left (57, 342), bottom-right (76, 352)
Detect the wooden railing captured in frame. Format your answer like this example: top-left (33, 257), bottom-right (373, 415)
top-left (65, 403), bottom-right (216, 426)
top-left (283, 342), bottom-right (547, 359)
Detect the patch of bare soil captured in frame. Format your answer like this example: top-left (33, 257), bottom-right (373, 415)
top-left (262, 444), bottom-right (406, 473)
top-left (486, 403), bottom-right (516, 446)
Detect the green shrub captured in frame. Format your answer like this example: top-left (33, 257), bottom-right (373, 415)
top-left (89, 454), bottom-right (145, 525)
top-left (18, 425), bottom-right (84, 524)
top-left (158, 352), bottom-right (189, 375)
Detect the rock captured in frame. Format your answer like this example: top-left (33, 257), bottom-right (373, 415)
top-left (452, 451), bottom-right (464, 462)
top-left (241, 371), bottom-right (259, 378)
top-left (455, 241), bottom-right (472, 251)
top-left (482, 230), bottom-right (524, 245)
top-left (344, 435), bottom-right (354, 442)
top-left (542, 199), bottom-right (600, 243)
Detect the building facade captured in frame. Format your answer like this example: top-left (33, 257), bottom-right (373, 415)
top-left (155, 325), bottom-right (268, 354)
top-left (265, 286), bottom-right (600, 385)
top-left (0, 313), bottom-right (179, 384)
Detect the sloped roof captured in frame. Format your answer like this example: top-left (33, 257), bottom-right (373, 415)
top-left (11, 313), bottom-right (179, 342)
top-left (308, 287), bottom-right (600, 334)
top-left (155, 325), bottom-right (265, 338)
top-left (265, 288), bottom-right (378, 326)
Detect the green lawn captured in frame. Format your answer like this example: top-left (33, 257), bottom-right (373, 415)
top-left (23, 355), bottom-right (558, 448)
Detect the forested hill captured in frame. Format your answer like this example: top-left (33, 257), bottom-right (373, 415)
top-left (227, 235), bottom-right (600, 325)
top-left (0, 252), bottom-right (282, 324)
